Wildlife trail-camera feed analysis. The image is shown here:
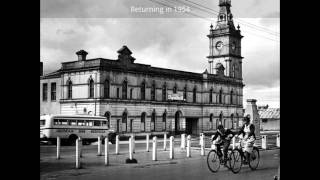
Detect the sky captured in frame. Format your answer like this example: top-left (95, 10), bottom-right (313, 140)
top-left (40, 0), bottom-right (280, 108)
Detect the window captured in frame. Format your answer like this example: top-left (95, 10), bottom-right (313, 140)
top-left (219, 89), bottom-right (223, 104)
top-left (122, 80), bottom-right (127, 99)
top-left (209, 88), bottom-right (213, 103)
top-left (104, 80), bottom-right (110, 98)
top-left (141, 112), bottom-right (146, 132)
top-left (116, 88), bottom-right (120, 98)
top-left (42, 83), bottom-right (48, 101)
top-left (130, 88), bottom-right (133, 99)
top-left (94, 121), bottom-right (101, 126)
top-left (51, 83), bottom-right (56, 101)
top-left (262, 119), bottom-right (268, 123)
top-left (163, 112), bottom-right (166, 131)
top-left (54, 119), bottom-right (59, 125)
top-left (162, 84), bottom-right (166, 101)
top-left (86, 120), bottom-right (93, 126)
top-left (60, 119), bottom-right (68, 125)
top-left (141, 82), bottom-right (145, 100)
top-left (193, 87), bottom-right (197, 103)
top-left (67, 80), bottom-right (72, 99)
top-left (232, 65), bottom-right (236, 78)
top-left (69, 120), bottom-right (77, 126)
top-left (89, 79), bottom-right (94, 98)
top-left (151, 111), bottom-right (156, 131)
top-left (173, 85), bottom-right (177, 94)
top-left (77, 120), bottom-right (85, 126)
top-left (102, 121), bottom-right (107, 126)
top-left (105, 112), bottom-right (111, 128)
top-left (209, 114), bottom-right (213, 130)
top-left (183, 86), bottom-right (187, 100)
top-left (231, 114), bottom-right (234, 129)
top-left (122, 112), bottom-right (127, 132)
top-left (40, 120), bottom-right (45, 126)
top-left (151, 83), bottom-right (156, 101)
top-left (230, 90), bottom-right (233, 104)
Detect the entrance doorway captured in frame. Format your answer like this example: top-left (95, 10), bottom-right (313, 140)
top-left (186, 118), bottom-right (199, 135)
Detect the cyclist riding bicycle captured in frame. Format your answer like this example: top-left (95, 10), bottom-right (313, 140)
top-left (237, 114), bottom-right (256, 164)
top-left (211, 124), bottom-right (234, 163)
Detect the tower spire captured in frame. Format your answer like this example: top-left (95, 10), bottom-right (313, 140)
top-left (216, 0), bottom-right (235, 30)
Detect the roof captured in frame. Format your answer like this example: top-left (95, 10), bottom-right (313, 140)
top-left (40, 69), bottom-right (61, 79)
top-left (259, 108), bottom-right (280, 119)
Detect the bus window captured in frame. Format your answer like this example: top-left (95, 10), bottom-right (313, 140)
top-left (102, 121), bottom-right (107, 127)
top-left (54, 119), bottom-right (59, 125)
top-left (86, 120), bottom-right (93, 126)
top-left (94, 121), bottom-right (101, 126)
top-left (60, 119), bottom-right (68, 125)
top-left (69, 120), bottom-right (77, 126)
top-left (77, 120), bottom-right (85, 126)
top-left (40, 120), bottom-right (45, 126)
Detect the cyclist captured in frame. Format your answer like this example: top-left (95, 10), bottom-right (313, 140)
top-left (211, 124), bottom-right (235, 163)
top-left (237, 114), bottom-right (256, 164)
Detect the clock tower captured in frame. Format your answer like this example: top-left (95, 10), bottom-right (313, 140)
top-left (207, 0), bottom-right (243, 79)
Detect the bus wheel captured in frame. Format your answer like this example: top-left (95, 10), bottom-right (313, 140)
top-left (68, 134), bottom-right (78, 146)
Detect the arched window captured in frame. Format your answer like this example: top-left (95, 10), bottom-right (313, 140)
top-left (122, 111), bottom-right (127, 132)
top-left (122, 80), bottom-right (127, 99)
top-left (232, 64), bottom-right (236, 78)
top-left (219, 89), bottom-right (223, 104)
top-left (151, 83), bottom-right (156, 101)
top-left (209, 88), bottom-right (213, 103)
top-left (151, 111), bottom-right (156, 132)
top-left (67, 80), bottom-right (72, 99)
top-left (89, 79), bottom-right (94, 98)
top-left (183, 86), bottom-right (187, 100)
top-left (141, 112), bottom-right (146, 132)
top-left (104, 80), bottom-right (109, 98)
top-left (141, 82), bottom-right (145, 100)
top-left (230, 90), bottom-right (234, 104)
top-left (105, 112), bottom-right (111, 128)
top-left (163, 112), bottom-right (167, 131)
top-left (162, 84), bottom-right (166, 101)
top-left (193, 86), bottom-right (197, 103)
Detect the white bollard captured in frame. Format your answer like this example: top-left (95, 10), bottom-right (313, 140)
top-left (232, 136), bottom-right (236, 150)
top-left (163, 133), bottom-right (167, 151)
top-left (146, 134), bottom-right (150, 152)
top-left (76, 138), bottom-right (81, 169)
top-left (132, 135), bottom-right (135, 153)
top-left (276, 134), bottom-right (280, 147)
top-left (105, 137), bottom-right (109, 166)
top-left (199, 133), bottom-right (203, 146)
top-left (97, 136), bottom-right (102, 156)
top-left (187, 135), bottom-right (191, 157)
top-left (181, 134), bottom-right (186, 149)
top-left (200, 134), bottom-right (205, 156)
top-left (115, 135), bottom-right (119, 155)
top-left (129, 137), bottom-right (133, 160)
top-left (57, 137), bottom-right (60, 159)
top-left (169, 136), bottom-right (174, 159)
top-left (261, 135), bottom-right (267, 149)
top-left (152, 136), bottom-right (157, 161)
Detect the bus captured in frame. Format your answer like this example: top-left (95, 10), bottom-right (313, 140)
top-left (40, 114), bottom-right (117, 145)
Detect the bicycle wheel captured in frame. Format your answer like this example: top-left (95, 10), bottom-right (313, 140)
top-left (249, 147), bottom-right (260, 170)
top-left (207, 150), bottom-right (221, 173)
top-left (229, 149), bottom-right (243, 174)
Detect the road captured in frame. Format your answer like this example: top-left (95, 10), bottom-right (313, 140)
top-left (40, 140), bottom-right (280, 180)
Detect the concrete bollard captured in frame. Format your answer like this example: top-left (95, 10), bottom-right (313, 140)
top-left (97, 136), bottom-right (102, 156)
top-left (76, 138), bottom-right (81, 169)
top-left (131, 134), bottom-right (135, 153)
top-left (129, 137), bottom-right (133, 160)
top-left (105, 137), bottom-right (109, 166)
top-left (232, 136), bottom-right (236, 150)
top-left (57, 137), bottom-right (61, 159)
top-left (181, 134), bottom-right (186, 149)
top-left (200, 134), bottom-right (205, 156)
top-left (199, 133), bottom-right (203, 146)
top-left (169, 136), bottom-right (174, 159)
top-left (115, 135), bottom-right (119, 155)
top-left (163, 133), bottom-right (167, 151)
top-left (146, 134), bottom-right (150, 152)
top-left (152, 136), bottom-right (157, 161)
top-left (187, 135), bottom-right (191, 157)
top-left (79, 137), bottom-right (82, 158)
top-left (261, 135), bottom-right (268, 149)
top-left (276, 134), bottom-right (280, 147)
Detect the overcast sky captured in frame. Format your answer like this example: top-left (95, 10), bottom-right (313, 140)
top-left (40, 0), bottom-right (280, 108)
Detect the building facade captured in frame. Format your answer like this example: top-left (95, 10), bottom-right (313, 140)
top-left (40, 0), bottom-right (245, 136)
top-left (258, 106), bottom-right (280, 131)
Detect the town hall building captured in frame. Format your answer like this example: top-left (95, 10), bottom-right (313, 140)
top-left (40, 0), bottom-right (244, 136)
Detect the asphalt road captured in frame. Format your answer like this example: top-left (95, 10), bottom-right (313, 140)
top-left (40, 141), bottom-right (280, 180)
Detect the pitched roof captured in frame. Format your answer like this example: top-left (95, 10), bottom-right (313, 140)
top-left (259, 108), bottom-right (280, 119)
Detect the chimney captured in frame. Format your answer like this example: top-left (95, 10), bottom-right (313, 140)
top-left (40, 61), bottom-right (43, 76)
top-left (76, 50), bottom-right (88, 61)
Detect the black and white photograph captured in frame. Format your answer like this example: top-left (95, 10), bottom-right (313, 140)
top-left (40, 0), bottom-right (280, 179)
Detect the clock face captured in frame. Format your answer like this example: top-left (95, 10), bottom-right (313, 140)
top-left (216, 41), bottom-right (223, 50)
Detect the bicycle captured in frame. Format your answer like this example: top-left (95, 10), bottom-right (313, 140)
top-left (229, 137), bottom-right (260, 174)
top-left (206, 142), bottom-right (233, 173)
